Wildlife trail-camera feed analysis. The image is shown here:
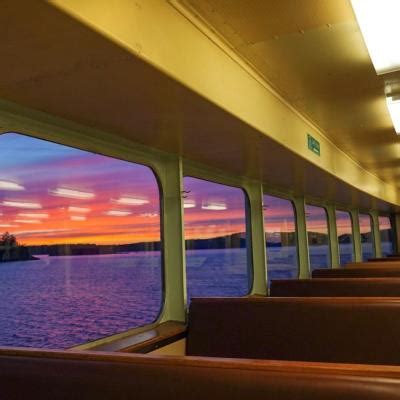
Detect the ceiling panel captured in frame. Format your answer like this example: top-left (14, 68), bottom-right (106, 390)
top-left (183, 0), bottom-right (400, 187)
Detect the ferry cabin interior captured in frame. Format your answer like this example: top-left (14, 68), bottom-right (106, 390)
top-left (2, 0), bottom-right (400, 398)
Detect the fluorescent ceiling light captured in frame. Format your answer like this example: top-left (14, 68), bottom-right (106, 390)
top-left (201, 202), bottom-right (227, 211)
top-left (114, 196), bottom-right (149, 206)
top-left (139, 212), bottom-right (159, 218)
top-left (0, 180), bottom-right (24, 191)
top-left (68, 206), bottom-right (91, 213)
top-left (49, 188), bottom-right (95, 200)
top-left (15, 219), bottom-right (41, 224)
top-left (2, 200), bottom-right (42, 209)
top-left (183, 199), bottom-right (196, 209)
top-left (386, 96), bottom-right (400, 134)
top-left (70, 215), bottom-right (86, 221)
top-left (351, 0), bottom-right (400, 74)
top-left (0, 223), bottom-right (18, 228)
top-left (18, 213), bottom-right (49, 219)
top-left (105, 210), bottom-right (132, 217)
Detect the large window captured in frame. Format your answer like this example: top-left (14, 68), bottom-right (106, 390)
top-left (0, 133), bottom-right (162, 349)
top-left (336, 210), bottom-right (354, 266)
top-left (183, 177), bottom-right (249, 301)
top-left (305, 204), bottom-right (330, 271)
top-left (263, 194), bottom-right (298, 284)
top-left (379, 215), bottom-right (394, 256)
top-left (359, 213), bottom-right (375, 261)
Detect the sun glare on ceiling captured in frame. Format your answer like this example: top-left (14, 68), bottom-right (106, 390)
top-left (351, 0), bottom-right (400, 75)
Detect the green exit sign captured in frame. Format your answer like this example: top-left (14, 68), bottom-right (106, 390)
top-left (307, 134), bottom-right (320, 156)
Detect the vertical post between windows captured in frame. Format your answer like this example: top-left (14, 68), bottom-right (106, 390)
top-left (158, 156), bottom-right (186, 323)
top-left (351, 210), bottom-right (362, 262)
top-left (293, 196), bottom-right (310, 278)
top-left (371, 211), bottom-right (382, 258)
top-left (326, 206), bottom-right (339, 268)
top-left (246, 182), bottom-right (267, 296)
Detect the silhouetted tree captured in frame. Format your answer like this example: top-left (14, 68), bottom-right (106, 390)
top-left (0, 232), bottom-right (18, 247)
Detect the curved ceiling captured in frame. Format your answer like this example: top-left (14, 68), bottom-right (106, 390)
top-left (182, 0), bottom-right (400, 187)
top-left (0, 0), bottom-right (397, 211)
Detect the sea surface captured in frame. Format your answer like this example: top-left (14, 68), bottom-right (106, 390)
top-left (0, 243), bottom-right (392, 349)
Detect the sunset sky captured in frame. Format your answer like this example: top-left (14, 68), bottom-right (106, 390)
top-left (0, 133), bottom-right (161, 245)
top-left (0, 133), bottom-right (387, 247)
top-left (183, 177), bottom-right (246, 240)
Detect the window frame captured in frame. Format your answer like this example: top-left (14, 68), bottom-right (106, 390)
top-left (358, 212), bottom-right (376, 261)
top-left (262, 191), bottom-right (300, 280)
top-left (182, 172), bottom-right (254, 298)
top-left (378, 213), bottom-right (395, 256)
top-left (304, 202), bottom-right (332, 270)
top-left (2, 130), bottom-right (169, 348)
top-left (335, 208), bottom-right (355, 266)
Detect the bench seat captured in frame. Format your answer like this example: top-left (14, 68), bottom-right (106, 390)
top-left (270, 278), bottom-right (400, 297)
top-left (187, 297), bottom-right (400, 365)
top-left (2, 347), bottom-right (400, 399)
top-left (312, 267), bottom-right (400, 278)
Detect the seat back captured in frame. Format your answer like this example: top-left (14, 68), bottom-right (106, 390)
top-left (3, 348), bottom-right (400, 399)
top-left (270, 278), bottom-right (400, 297)
top-left (312, 267), bottom-right (400, 278)
top-left (187, 297), bottom-right (400, 365)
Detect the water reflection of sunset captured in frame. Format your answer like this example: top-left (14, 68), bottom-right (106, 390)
top-left (0, 133), bottom-right (160, 245)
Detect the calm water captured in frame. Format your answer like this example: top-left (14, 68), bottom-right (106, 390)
top-left (0, 243), bottom-right (393, 349)
top-left (0, 252), bottom-right (162, 349)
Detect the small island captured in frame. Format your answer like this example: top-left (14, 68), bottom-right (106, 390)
top-left (0, 232), bottom-right (37, 263)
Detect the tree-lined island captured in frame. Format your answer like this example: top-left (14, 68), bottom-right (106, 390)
top-left (0, 232), bottom-right (38, 262)
top-left (0, 229), bottom-right (391, 263)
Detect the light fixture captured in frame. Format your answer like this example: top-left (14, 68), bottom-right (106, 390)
top-left (113, 196), bottom-right (149, 206)
top-left (49, 187), bottom-right (95, 200)
top-left (14, 219), bottom-right (41, 224)
top-left (2, 200), bottom-right (42, 209)
top-left (18, 213), bottom-right (49, 219)
top-left (139, 212), bottom-right (159, 218)
top-left (201, 201), bottom-right (227, 211)
top-left (70, 215), bottom-right (86, 221)
top-left (183, 199), bottom-right (196, 209)
top-left (386, 95), bottom-right (400, 134)
top-left (68, 206), bottom-right (91, 213)
top-left (104, 210), bottom-right (132, 217)
top-left (351, 0), bottom-right (400, 74)
top-left (0, 180), bottom-right (24, 191)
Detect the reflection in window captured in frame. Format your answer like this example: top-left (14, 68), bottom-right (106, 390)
top-left (336, 210), bottom-right (354, 266)
top-left (359, 213), bottom-right (374, 261)
top-left (305, 204), bottom-right (330, 271)
top-left (379, 216), bottom-right (394, 256)
top-left (0, 133), bottom-right (162, 349)
top-left (183, 177), bottom-right (249, 300)
top-left (263, 194), bottom-right (298, 284)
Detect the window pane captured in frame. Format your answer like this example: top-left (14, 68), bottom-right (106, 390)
top-left (336, 210), bottom-right (354, 266)
top-left (359, 213), bottom-right (374, 261)
top-left (0, 133), bottom-right (162, 349)
top-left (379, 216), bottom-right (394, 256)
top-left (183, 177), bottom-right (249, 300)
top-left (305, 204), bottom-right (330, 271)
top-left (263, 194), bottom-right (298, 284)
